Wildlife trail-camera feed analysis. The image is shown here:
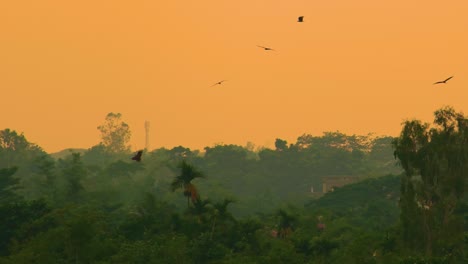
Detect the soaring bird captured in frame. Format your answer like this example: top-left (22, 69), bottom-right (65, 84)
top-left (257, 45), bottom-right (275, 51)
top-left (211, 80), bottom-right (227, 87)
top-left (433, 76), bottom-right (453, 85)
top-left (298, 16), bottom-right (304, 22)
top-left (131, 150), bottom-right (143, 162)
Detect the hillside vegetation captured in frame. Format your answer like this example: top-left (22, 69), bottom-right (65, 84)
top-left (1, 107), bottom-right (467, 263)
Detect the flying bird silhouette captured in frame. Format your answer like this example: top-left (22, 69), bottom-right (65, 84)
top-left (433, 76), bottom-right (453, 85)
top-left (211, 80), bottom-right (227, 87)
top-left (298, 16), bottom-right (304, 22)
top-left (257, 45), bottom-right (275, 51)
top-left (131, 150), bottom-right (143, 162)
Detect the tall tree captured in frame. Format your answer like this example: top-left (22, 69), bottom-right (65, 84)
top-left (171, 160), bottom-right (205, 208)
top-left (97, 113), bottom-right (131, 153)
top-left (31, 154), bottom-right (57, 201)
top-left (0, 167), bottom-right (20, 203)
top-left (393, 106), bottom-right (468, 257)
top-left (189, 197), bottom-right (212, 224)
top-left (0, 129), bottom-right (45, 169)
top-left (210, 198), bottom-right (235, 239)
top-left (58, 153), bottom-right (87, 203)
top-left (275, 138), bottom-right (288, 152)
top-left (277, 209), bottom-right (297, 238)
top-left (310, 237), bottom-right (339, 264)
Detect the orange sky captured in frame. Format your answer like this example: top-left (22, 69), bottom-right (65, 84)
top-left (1, 1), bottom-right (467, 153)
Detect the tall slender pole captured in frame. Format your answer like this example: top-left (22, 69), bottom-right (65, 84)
top-left (145, 121), bottom-right (150, 151)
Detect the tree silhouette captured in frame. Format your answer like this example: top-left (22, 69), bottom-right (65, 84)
top-left (0, 129), bottom-right (45, 169)
top-left (275, 138), bottom-right (288, 152)
top-left (0, 167), bottom-right (20, 203)
top-left (59, 153), bottom-right (87, 203)
top-left (277, 209), bottom-right (297, 238)
top-left (189, 197), bottom-right (212, 224)
top-left (393, 106), bottom-right (468, 257)
top-left (97, 113), bottom-right (131, 154)
top-left (32, 154), bottom-right (57, 202)
top-left (171, 160), bottom-right (205, 208)
top-left (210, 198), bottom-right (235, 239)
top-left (310, 237), bottom-right (339, 264)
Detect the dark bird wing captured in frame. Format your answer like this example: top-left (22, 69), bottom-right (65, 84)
top-left (257, 45), bottom-right (275, 51)
top-left (444, 76), bottom-right (453, 82)
top-left (131, 150), bottom-right (143, 162)
top-left (434, 76), bottom-right (454, 84)
top-left (211, 80), bottom-right (226, 87)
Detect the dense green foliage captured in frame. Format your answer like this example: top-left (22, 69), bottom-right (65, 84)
top-left (0, 109), bottom-right (467, 263)
top-left (393, 106), bottom-right (468, 259)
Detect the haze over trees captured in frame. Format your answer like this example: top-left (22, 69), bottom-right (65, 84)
top-left (0, 108), bottom-right (467, 263)
top-left (393, 106), bottom-right (468, 258)
top-left (97, 112), bottom-right (132, 154)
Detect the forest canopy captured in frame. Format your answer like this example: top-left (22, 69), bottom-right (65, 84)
top-left (1, 108), bottom-right (467, 263)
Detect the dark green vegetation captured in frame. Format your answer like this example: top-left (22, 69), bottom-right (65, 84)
top-left (1, 107), bottom-right (467, 263)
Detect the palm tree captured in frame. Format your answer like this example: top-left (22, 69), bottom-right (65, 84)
top-left (310, 237), bottom-right (339, 264)
top-left (210, 198), bottom-right (235, 239)
top-left (277, 209), bottom-right (296, 238)
top-left (171, 160), bottom-right (205, 208)
top-left (189, 197), bottom-right (212, 224)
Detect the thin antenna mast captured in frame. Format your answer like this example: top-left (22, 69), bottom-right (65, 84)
top-left (145, 121), bottom-right (150, 151)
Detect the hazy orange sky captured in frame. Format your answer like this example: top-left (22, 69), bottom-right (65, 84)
top-left (1, 1), bottom-right (467, 153)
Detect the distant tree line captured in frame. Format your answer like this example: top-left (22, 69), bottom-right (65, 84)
top-left (0, 107), bottom-right (466, 263)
